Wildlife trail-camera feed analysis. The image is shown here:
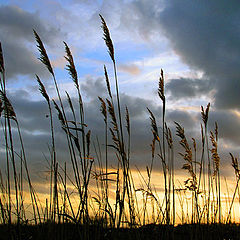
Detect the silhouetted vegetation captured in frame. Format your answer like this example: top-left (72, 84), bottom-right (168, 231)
top-left (0, 15), bottom-right (240, 239)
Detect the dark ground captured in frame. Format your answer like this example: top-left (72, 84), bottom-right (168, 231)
top-left (1, 223), bottom-right (240, 240)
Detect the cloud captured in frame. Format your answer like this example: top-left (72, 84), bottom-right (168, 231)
top-left (2, 0), bottom-right (240, 188)
top-left (118, 63), bottom-right (141, 75)
top-left (158, 0), bottom-right (240, 109)
top-left (116, 0), bottom-right (240, 110)
top-left (208, 110), bottom-right (240, 146)
top-left (0, 5), bottom-right (63, 80)
top-left (81, 76), bottom-right (107, 100)
top-left (166, 78), bottom-right (213, 100)
top-left (2, 77), bottom-right (198, 170)
top-left (1, 74), bottom-right (239, 190)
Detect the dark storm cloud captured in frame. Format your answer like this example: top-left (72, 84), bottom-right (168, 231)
top-left (2, 75), bottom-right (239, 187)
top-left (166, 78), bottom-right (212, 100)
top-left (81, 77), bottom-right (107, 99)
top-left (9, 89), bottom-right (51, 133)
top-left (79, 78), bottom-right (240, 167)
top-left (3, 77), bottom-right (202, 170)
top-left (158, 0), bottom-right (240, 109)
top-left (0, 5), bottom-right (63, 79)
top-left (167, 109), bottom-right (196, 129)
top-left (118, 0), bottom-right (240, 169)
top-left (208, 110), bottom-right (240, 145)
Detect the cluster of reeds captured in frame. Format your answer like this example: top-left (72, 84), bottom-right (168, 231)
top-left (0, 41), bottom-right (42, 240)
top-left (96, 15), bottom-right (137, 228)
top-left (34, 30), bottom-right (95, 227)
top-left (146, 69), bottom-right (175, 225)
top-left (173, 104), bottom-right (223, 224)
top-left (1, 15), bottom-right (240, 240)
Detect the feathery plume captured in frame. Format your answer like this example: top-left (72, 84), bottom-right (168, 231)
top-left (66, 92), bottom-right (75, 114)
top-left (175, 122), bottom-right (196, 190)
top-left (52, 99), bottom-right (65, 127)
top-left (230, 153), bottom-right (240, 178)
top-left (104, 65), bottom-right (112, 99)
top-left (0, 100), bottom-right (3, 117)
top-left (147, 108), bottom-right (159, 141)
top-left (106, 99), bottom-right (118, 132)
top-left (64, 42), bottom-right (79, 88)
top-left (192, 138), bottom-right (196, 152)
top-left (0, 90), bottom-right (16, 121)
top-left (210, 131), bottom-right (220, 177)
top-left (166, 126), bottom-right (173, 149)
top-left (34, 30), bottom-right (54, 76)
top-left (215, 122), bottom-right (218, 141)
top-left (98, 97), bottom-right (107, 123)
top-left (158, 69), bottom-right (165, 102)
top-left (109, 128), bottom-right (120, 151)
top-left (99, 14), bottom-right (115, 63)
top-left (0, 42), bottom-right (4, 73)
top-left (201, 103), bottom-right (210, 125)
top-left (36, 75), bottom-right (50, 103)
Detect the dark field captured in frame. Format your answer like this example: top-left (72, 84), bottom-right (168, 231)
top-left (1, 223), bottom-right (240, 240)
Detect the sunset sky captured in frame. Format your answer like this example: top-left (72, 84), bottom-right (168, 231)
top-left (1, 0), bottom-right (240, 184)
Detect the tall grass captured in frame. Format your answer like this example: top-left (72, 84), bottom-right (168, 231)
top-left (0, 14), bottom-right (240, 239)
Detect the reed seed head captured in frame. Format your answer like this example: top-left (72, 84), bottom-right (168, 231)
top-left (192, 138), bottom-right (196, 152)
top-left (104, 65), bottom-right (112, 99)
top-left (66, 91), bottom-right (75, 114)
top-left (36, 75), bottom-right (50, 103)
top-left (64, 41), bottom-right (79, 88)
top-left (215, 122), bottom-right (218, 141)
top-left (0, 42), bottom-right (4, 73)
top-left (99, 14), bottom-right (115, 63)
top-left (158, 69), bottom-right (165, 102)
top-left (201, 102), bottom-right (210, 125)
top-left (210, 131), bottom-right (220, 176)
top-left (125, 106), bottom-right (130, 135)
top-left (150, 137), bottom-right (156, 159)
top-left (0, 100), bottom-right (3, 117)
top-left (34, 30), bottom-right (54, 76)
top-left (175, 122), bottom-right (196, 188)
top-left (230, 153), bottom-right (240, 178)
top-left (106, 98), bottom-right (118, 132)
top-left (52, 99), bottom-right (65, 127)
top-left (109, 128), bottom-right (120, 151)
top-left (98, 97), bottom-right (107, 123)
top-left (147, 108), bottom-right (159, 139)
top-left (0, 90), bottom-right (16, 121)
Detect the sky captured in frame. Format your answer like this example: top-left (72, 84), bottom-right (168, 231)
top-left (1, 0), bottom-right (240, 185)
